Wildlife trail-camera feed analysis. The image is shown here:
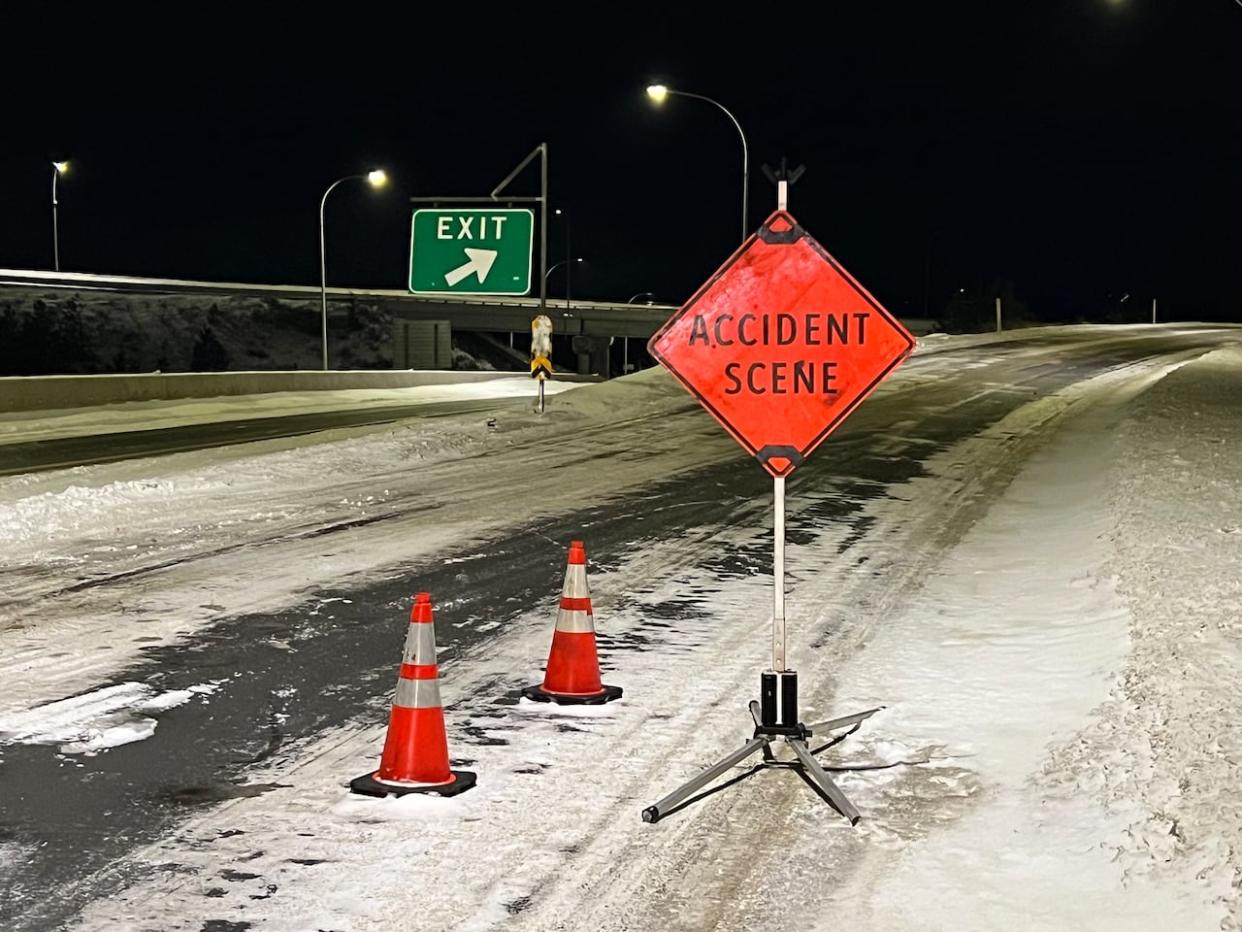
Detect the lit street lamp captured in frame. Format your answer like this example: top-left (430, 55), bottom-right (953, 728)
top-left (646, 84), bottom-right (749, 243)
top-left (51, 161), bottom-right (69, 272)
top-left (627, 291), bottom-right (656, 304)
top-left (319, 169), bottom-right (387, 370)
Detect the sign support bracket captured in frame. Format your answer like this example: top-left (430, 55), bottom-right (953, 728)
top-left (489, 144), bottom-right (549, 318)
top-left (408, 143), bottom-right (548, 308)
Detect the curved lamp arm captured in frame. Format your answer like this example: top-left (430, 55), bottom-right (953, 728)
top-left (665, 90), bottom-right (749, 242)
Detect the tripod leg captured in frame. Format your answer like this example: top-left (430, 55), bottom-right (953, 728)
top-left (788, 738), bottom-right (861, 825)
top-left (747, 702), bottom-right (777, 760)
top-left (642, 736), bottom-right (769, 824)
top-left (804, 707), bottom-right (884, 734)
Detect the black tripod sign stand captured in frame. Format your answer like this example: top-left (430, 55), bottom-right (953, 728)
top-left (641, 679), bottom-right (882, 824)
top-left (642, 169), bottom-right (892, 826)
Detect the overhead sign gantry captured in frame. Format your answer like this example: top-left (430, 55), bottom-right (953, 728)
top-left (409, 144), bottom-right (549, 304)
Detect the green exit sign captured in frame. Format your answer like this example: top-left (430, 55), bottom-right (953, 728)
top-left (408, 208), bottom-right (534, 295)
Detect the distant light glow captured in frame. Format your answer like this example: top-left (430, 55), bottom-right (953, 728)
top-left (366, 169), bottom-right (388, 188)
top-left (52, 161), bottom-right (69, 175)
top-left (646, 84), bottom-right (669, 104)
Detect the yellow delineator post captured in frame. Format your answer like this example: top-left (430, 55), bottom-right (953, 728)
top-left (531, 314), bottom-right (554, 413)
top-left (531, 355), bottom-right (553, 413)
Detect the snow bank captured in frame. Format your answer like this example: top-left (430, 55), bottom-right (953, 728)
top-left (1040, 344), bottom-right (1242, 926)
top-left (914, 322), bottom-right (1240, 356)
top-left (822, 368), bottom-right (1226, 930)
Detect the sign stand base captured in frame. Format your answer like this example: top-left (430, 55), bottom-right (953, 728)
top-left (641, 676), bottom-right (881, 824)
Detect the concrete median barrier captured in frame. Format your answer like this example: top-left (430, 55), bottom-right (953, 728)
top-left (0, 370), bottom-right (526, 414)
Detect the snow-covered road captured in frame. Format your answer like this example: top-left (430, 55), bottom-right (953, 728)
top-left (2, 325), bottom-right (1240, 930)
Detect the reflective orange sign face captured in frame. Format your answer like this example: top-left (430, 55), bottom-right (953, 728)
top-left (648, 210), bottom-right (915, 477)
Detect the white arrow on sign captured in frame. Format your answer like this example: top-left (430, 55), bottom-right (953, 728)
top-left (444, 248), bottom-right (498, 287)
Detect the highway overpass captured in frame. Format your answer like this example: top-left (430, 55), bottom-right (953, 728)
top-left (0, 269), bottom-right (938, 377)
top-left (0, 268), bottom-right (672, 335)
top-left (0, 267), bottom-right (673, 377)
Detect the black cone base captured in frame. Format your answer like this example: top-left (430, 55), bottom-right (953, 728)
top-left (521, 683), bottom-right (623, 706)
top-left (349, 769), bottom-right (477, 798)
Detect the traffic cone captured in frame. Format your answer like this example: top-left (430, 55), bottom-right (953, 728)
top-left (350, 592), bottom-right (476, 798)
top-left (522, 540), bottom-right (623, 705)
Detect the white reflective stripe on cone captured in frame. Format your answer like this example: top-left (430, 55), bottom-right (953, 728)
top-left (555, 607), bottom-right (595, 634)
top-left (395, 675), bottom-right (442, 709)
top-left (401, 624), bottom-right (438, 666)
top-left (373, 773), bottom-right (452, 788)
top-left (562, 564), bottom-right (591, 599)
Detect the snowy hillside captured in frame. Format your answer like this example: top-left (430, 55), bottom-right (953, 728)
top-left (0, 287), bottom-right (392, 374)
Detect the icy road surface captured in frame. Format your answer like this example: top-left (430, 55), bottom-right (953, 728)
top-left (1, 325), bottom-right (1240, 930)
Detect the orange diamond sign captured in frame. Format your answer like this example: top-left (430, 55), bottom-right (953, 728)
top-left (648, 210), bottom-right (915, 477)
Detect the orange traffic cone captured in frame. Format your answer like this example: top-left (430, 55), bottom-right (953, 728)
top-left (522, 540), bottom-right (622, 706)
top-left (350, 592), bottom-right (476, 798)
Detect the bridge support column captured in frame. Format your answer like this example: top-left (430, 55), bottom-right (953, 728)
top-left (571, 335), bottom-right (611, 379)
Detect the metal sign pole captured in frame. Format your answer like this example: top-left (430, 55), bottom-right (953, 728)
top-left (540, 144), bottom-right (548, 317)
top-left (772, 177), bottom-right (790, 674)
top-left (773, 476), bottom-right (786, 672)
top-left (51, 167), bottom-right (61, 272)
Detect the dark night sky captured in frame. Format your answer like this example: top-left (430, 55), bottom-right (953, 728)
top-left (2, 2), bottom-right (1239, 321)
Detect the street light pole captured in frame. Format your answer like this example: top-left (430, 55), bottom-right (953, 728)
top-left (51, 161), bottom-right (68, 272)
top-left (544, 257), bottom-right (584, 287)
top-left (555, 208), bottom-right (573, 314)
top-left (319, 169), bottom-right (387, 370)
top-left (647, 85), bottom-right (749, 243)
top-left (546, 257), bottom-right (585, 327)
top-left (622, 292), bottom-right (657, 374)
